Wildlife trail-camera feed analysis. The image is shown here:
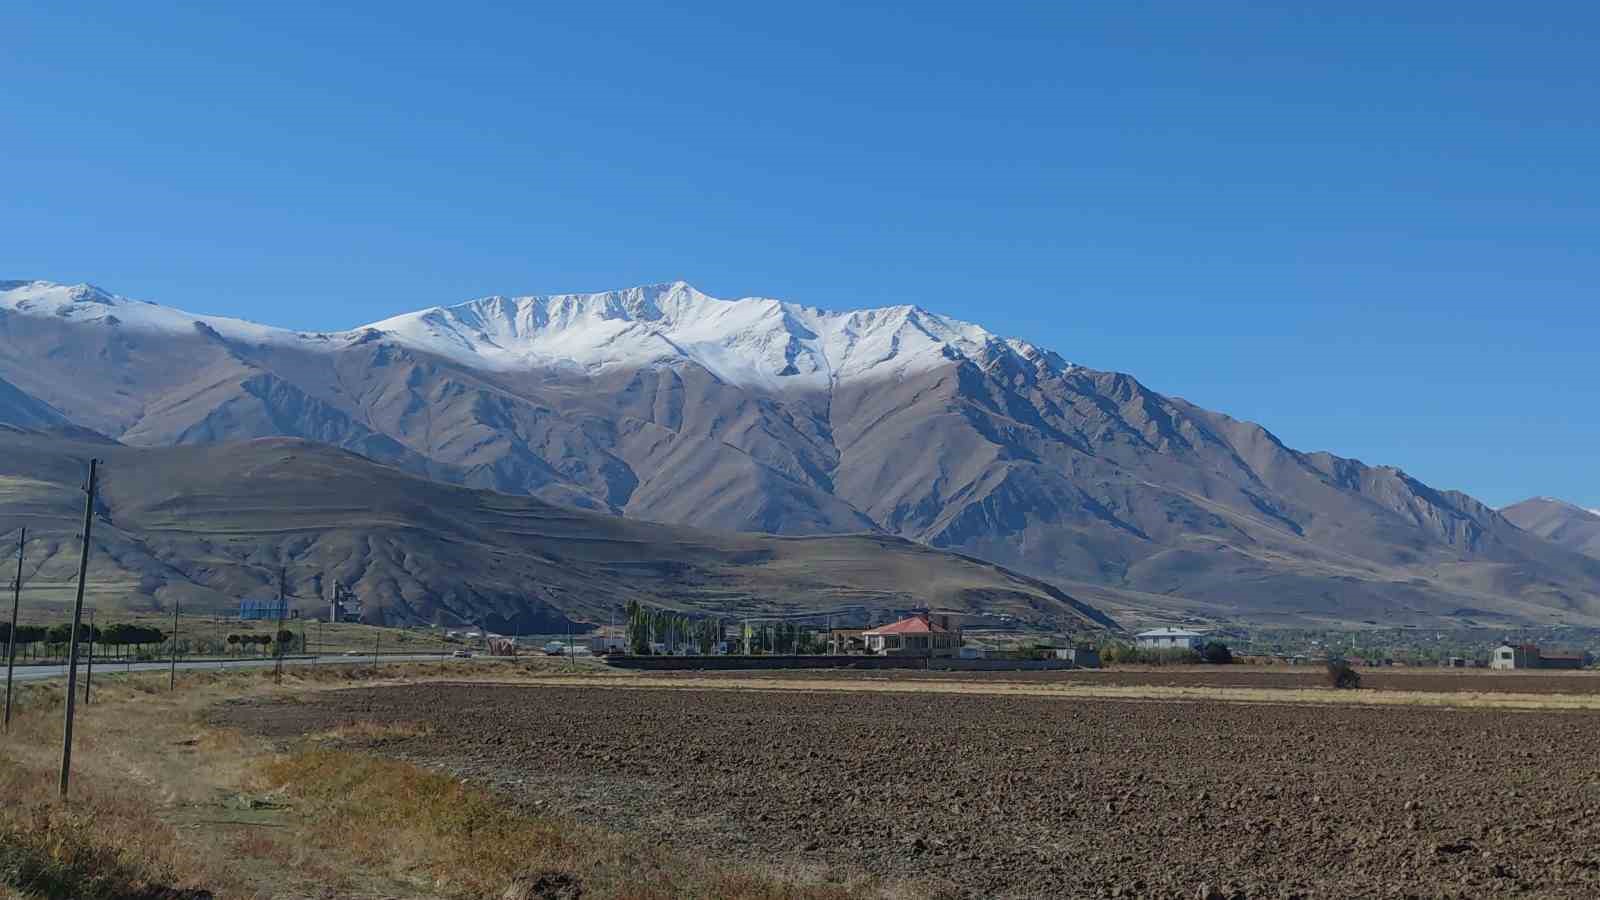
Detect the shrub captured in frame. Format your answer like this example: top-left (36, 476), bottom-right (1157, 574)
top-left (1200, 641), bottom-right (1233, 665)
top-left (1326, 657), bottom-right (1361, 689)
top-left (1098, 642), bottom-right (1201, 666)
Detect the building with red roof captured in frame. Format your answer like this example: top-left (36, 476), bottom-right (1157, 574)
top-left (862, 612), bottom-right (962, 658)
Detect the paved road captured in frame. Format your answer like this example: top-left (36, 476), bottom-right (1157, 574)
top-left (4, 653), bottom-right (464, 683)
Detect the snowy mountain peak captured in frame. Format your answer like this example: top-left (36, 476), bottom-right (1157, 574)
top-left (364, 282), bottom-right (1075, 388)
top-left (0, 279), bottom-right (1076, 389)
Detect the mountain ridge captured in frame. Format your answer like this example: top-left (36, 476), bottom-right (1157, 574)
top-left (1501, 497), bottom-right (1600, 561)
top-left (0, 279), bottom-right (1068, 391)
top-left (3, 278), bottom-right (1597, 627)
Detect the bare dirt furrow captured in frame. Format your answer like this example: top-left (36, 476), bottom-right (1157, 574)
top-left (217, 682), bottom-right (1600, 899)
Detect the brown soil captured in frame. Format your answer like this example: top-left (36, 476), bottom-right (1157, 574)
top-left (216, 681), bottom-right (1600, 899)
top-left (679, 665), bottom-right (1600, 695)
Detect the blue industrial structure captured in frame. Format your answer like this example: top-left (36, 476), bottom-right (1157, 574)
top-left (238, 598), bottom-right (290, 621)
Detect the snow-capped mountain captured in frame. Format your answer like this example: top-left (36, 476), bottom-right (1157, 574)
top-left (369, 283), bottom-right (1070, 389)
top-left (4, 277), bottom-right (1598, 626)
top-left (1, 280), bottom-right (1066, 391)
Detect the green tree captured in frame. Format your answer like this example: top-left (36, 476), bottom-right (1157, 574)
top-left (695, 618), bottom-right (718, 655)
top-left (625, 600), bottom-right (649, 655)
top-left (14, 625), bottom-right (46, 660)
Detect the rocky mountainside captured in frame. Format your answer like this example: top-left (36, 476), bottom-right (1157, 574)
top-left (1501, 498), bottom-right (1600, 560)
top-left (3, 278), bottom-right (1597, 627)
top-left (0, 428), bottom-right (1114, 632)
top-left (0, 373), bottom-right (68, 429)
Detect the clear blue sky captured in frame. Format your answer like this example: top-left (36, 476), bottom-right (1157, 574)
top-left (3, 2), bottom-right (1595, 509)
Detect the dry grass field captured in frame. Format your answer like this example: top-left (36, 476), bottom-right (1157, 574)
top-left (0, 659), bottom-right (924, 900)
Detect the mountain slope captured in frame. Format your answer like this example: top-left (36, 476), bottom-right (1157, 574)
top-left (0, 374), bottom-right (67, 429)
top-left (1502, 498), bottom-right (1600, 560)
top-left (3, 279), bottom-right (1597, 627)
top-left (0, 428), bottom-right (1117, 633)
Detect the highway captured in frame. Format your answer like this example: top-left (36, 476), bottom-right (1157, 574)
top-left (4, 653), bottom-right (465, 684)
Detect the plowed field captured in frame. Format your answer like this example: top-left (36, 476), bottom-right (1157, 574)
top-left (217, 681), bottom-right (1600, 898)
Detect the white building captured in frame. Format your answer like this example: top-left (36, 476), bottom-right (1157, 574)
top-left (1135, 628), bottom-right (1207, 651)
top-left (862, 612), bottom-right (962, 658)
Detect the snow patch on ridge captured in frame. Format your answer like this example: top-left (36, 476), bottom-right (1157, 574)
top-left (1, 279), bottom-right (1075, 389)
top-left (0, 280), bottom-right (334, 349)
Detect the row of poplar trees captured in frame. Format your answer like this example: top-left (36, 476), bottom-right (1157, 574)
top-left (0, 622), bottom-right (167, 660)
top-left (623, 600), bottom-right (721, 655)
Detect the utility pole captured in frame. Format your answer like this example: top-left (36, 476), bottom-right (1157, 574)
top-left (4, 527), bottom-right (24, 732)
top-left (83, 609), bottom-right (94, 705)
top-left (372, 630), bottom-right (380, 667)
top-left (169, 597), bottom-right (179, 691)
top-left (273, 567), bottom-right (287, 685)
top-left (60, 458), bottom-right (99, 800)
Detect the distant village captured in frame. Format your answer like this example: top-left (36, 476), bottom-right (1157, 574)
top-left (426, 608), bottom-right (1599, 671)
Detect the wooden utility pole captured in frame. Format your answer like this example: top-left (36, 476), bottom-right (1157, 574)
top-left (60, 458), bottom-right (99, 800)
top-left (273, 567), bottom-right (287, 685)
top-left (169, 597), bottom-right (179, 691)
top-left (4, 527), bottom-right (24, 732)
top-left (83, 609), bottom-right (94, 705)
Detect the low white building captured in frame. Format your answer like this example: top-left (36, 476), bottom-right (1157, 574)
top-left (1135, 628), bottom-right (1206, 651)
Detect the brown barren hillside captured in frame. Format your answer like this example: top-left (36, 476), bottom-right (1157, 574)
top-left (1502, 497), bottom-right (1600, 560)
top-left (0, 427), bottom-right (1117, 633)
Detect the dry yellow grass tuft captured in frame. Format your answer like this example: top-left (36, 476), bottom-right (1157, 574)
top-left (258, 747), bottom-right (894, 899)
top-left (0, 660), bottom-right (927, 899)
top-left (0, 755), bottom-right (217, 899)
